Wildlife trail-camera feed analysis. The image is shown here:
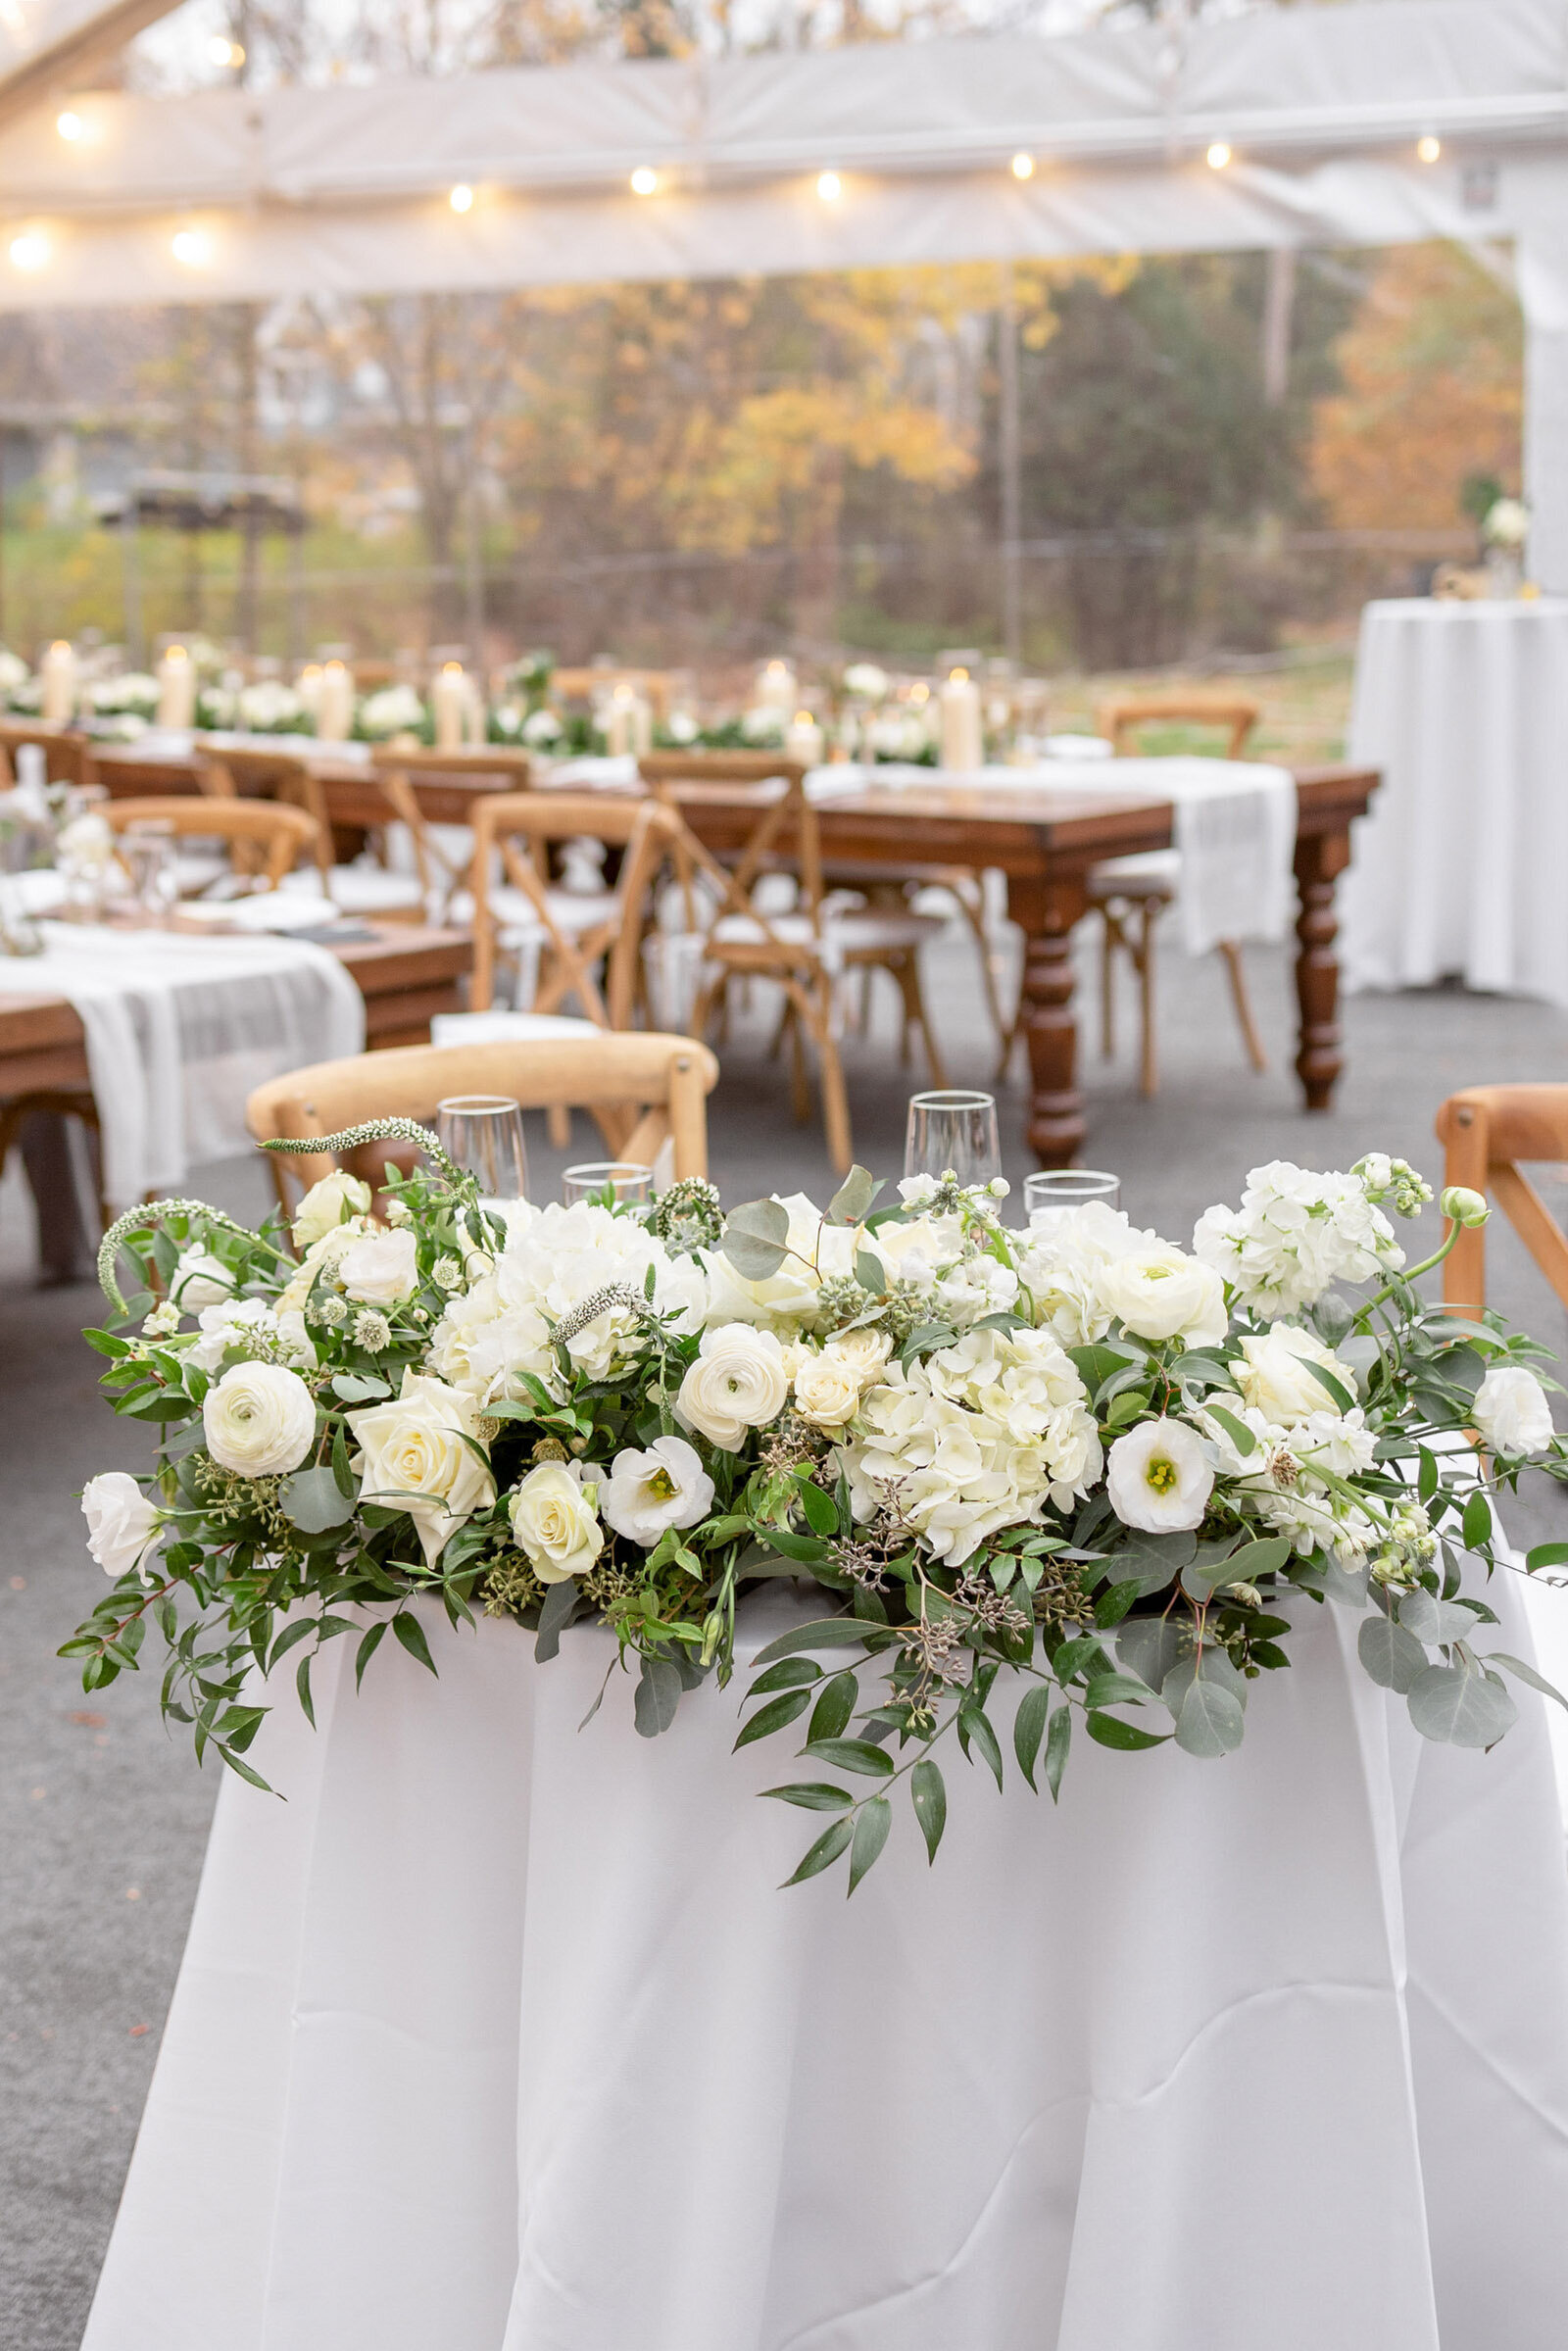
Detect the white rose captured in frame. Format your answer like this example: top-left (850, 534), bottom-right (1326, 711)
top-left (792, 1347), bottom-right (866, 1431)
top-left (291, 1169), bottom-right (372, 1249)
top-left (170, 1246), bottom-right (234, 1312)
top-left (1106, 1417), bottom-right (1213, 1533)
top-left (348, 1369), bottom-right (495, 1565)
top-left (203, 1360), bottom-right (318, 1478)
top-left (1473, 1364), bottom-right (1554, 1457)
top-left (509, 1459), bottom-right (604, 1583)
top-left (81, 1472), bottom-right (162, 1580)
top-left (1096, 1246), bottom-right (1227, 1347)
top-left (676, 1324), bottom-right (790, 1450)
top-left (338, 1226), bottom-right (419, 1308)
top-left (823, 1324), bottom-right (892, 1384)
top-left (1234, 1323), bottom-right (1356, 1426)
top-left (600, 1436), bottom-right (714, 1547)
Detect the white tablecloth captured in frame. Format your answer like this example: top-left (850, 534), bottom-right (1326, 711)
top-left (0, 923), bottom-right (364, 1206)
top-left (83, 1576), bottom-right (1568, 2351)
top-left (1342, 598), bottom-right (1568, 1004)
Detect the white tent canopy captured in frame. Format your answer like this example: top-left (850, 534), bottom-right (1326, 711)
top-left (0, 0), bottom-right (177, 128)
top-left (1, 0), bottom-right (1565, 571)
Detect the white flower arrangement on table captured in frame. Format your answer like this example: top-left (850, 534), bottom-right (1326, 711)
top-left (66, 1142), bottom-right (1568, 1891)
top-left (1483, 496), bottom-right (1531, 551)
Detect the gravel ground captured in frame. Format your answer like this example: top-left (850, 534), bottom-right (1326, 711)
top-left (4, 920), bottom-right (1568, 2348)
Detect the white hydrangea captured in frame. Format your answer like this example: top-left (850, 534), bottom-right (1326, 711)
top-left (1193, 1159), bottom-right (1403, 1318)
top-left (1012, 1202), bottom-right (1157, 1347)
top-left (429, 1200), bottom-right (707, 1403)
top-left (835, 1324), bottom-right (1101, 1565)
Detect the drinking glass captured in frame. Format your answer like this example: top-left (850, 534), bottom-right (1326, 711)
top-left (562, 1161), bottom-right (654, 1210)
top-left (904, 1090), bottom-right (1002, 1187)
top-left (435, 1095), bottom-right (529, 1202)
top-left (120, 821), bottom-right (179, 922)
top-left (1025, 1169), bottom-right (1120, 1228)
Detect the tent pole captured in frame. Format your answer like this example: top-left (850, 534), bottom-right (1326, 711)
top-left (1519, 222), bottom-right (1568, 596)
top-left (999, 262), bottom-right (1021, 667)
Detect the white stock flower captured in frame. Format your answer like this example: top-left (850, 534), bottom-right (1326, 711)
top-left (1095, 1246), bottom-right (1227, 1347)
top-left (509, 1459), bottom-right (603, 1583)
top-left (188, 1297), bottom-right (315, 1373)
top-left (348, 1369), bottom-right (495, 1565)
top-left (1106, 1418), bottom-right (1213, 1534)
top-left (676, 1324), bottom-right (790, 1451)
top-left (203, 1361), bottom-right (318, 1478)
top-left (1234, 1323), bottom-right (1357, 1425)
top-left (81, 1472), bottom-right (162, 1580)
top-left (170, 1246), bottom-right (234, 1313)
top-left (1474, 1364), bottom-right (1554, 1456)
top-left (292, 1170), bottom-right (372, 1249)
top-left (1194, 1159), bottom-right (1403, 1317)
top-left (1014, 1201), bottom-right (1156, 1347)
top-left (600, 1436), bottom-right (714, 1547)
top-left (339, 1226), bottom-right (419, 1308)
top-left (791, 1347), bottom-right (865, 1431)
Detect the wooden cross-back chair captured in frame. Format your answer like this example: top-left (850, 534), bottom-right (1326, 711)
top-left (1437, 1085), bottom-right (1568, 1319)
top-left (103, 795), bottom-right (320, 891)
top-left (0, 721), bottom-right (97, 792)
top-left (199, 741), bottom-right (427, 921)
top-left (245, 1032), bottom-right (718, 1215)
top-left (369, 746), bottom-right (534, 922)
top-left (1086, 692), bottom-right (1268, 1098)
top-left (639, 751), bottom-right (946, 1174)
top-left (467, 790), bottom-right (678, 1030)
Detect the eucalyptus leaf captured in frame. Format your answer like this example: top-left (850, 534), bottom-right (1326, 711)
top-left (1117, 1615), bottom-right (1189, 1694)
top-left (1486, 1652), bottom-right (1568, 1711)
top-left (1398, 1588), bottom-right (1476, 1647)
top-left (721, 1197), bottom-right (791, 1280)
top-left (279, 1465), bottom-right (356, 1534)
top-left (534, 1576), bottom-right (578, 1662)
top-left (1170, 1677), bottom-right (1247, 1758)
top-left (330, 1372), bottom-right (391, 1403)
top-left (634, 1655), bottom-right (683, 1739)
top-left (828, 1164), bottom-right (876, 1225)
top-left (1407, 1662), bottom-right (1518, 1748)
top-left (855, 1249), bottom-right (887, 1296)
top-left (1358, 1613), bottom-right (1428, 1694)
top-left (736, 1688), bottom-right (811, 1748)
top-left (1102, 1528), bottom-right (1198, 1598)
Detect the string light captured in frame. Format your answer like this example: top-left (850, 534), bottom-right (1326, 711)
top-left (56, 110), bottom-right (83, 142)
top-left (1418, 133), bottom-right (1442, 163)
top-left (630, 166), bottom-right (659, 196)
top-left (172, 228), bottom-right (211, 267)
top-left (9, 231), bottom-right (49, 271)
top-left (1206, 141), bottom-right (1232, 170)
top-left (1010, 152), bottom-right (1035, 180)
top-left (449, 183), bottom-right (473, 213)
top-left (816, 170), bottom-right (842, 201)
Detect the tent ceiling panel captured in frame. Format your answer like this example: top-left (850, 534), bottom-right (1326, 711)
top-left (0, 0), bottom-right (180, 127)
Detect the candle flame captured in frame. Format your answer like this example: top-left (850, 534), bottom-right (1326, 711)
top-left (951, 665), bottom-right (970, 683)
top-left (441, 661), bottom-right (464, 675)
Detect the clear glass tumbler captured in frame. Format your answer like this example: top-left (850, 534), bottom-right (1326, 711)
top-left (435, 1095), bottom-right (529, 1202)
top-left (562, 1161), bottom-right (654, 1210)
top-left (904, 1090), bottom-right (1002, 1187)
top-left (120, 821), bottom-right (179, 923)
top-left (1024, 1169), bottom-right (1120, 1228)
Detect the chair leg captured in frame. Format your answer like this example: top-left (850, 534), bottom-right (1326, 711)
top-left (788, 998), bottom-right (811, 1124)
top-left (813, 1021), bottom-right (855, 1175)
top-left (1137, 902), bottom-right (1159, 1099)
top-left (1217, 939), bottom-right (1268, 1074)
top-left (1100, 910), bottom-right (1117, 1062)
top-left (548, 1103), bottom-right (571, 1149)
top-left (890, 952), bottom-right (947, 1088)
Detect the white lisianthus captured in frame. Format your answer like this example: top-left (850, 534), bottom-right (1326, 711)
top-left (203, 1361), bottom-right (318, 1478)
top-left (81, 1472), bottom-right (162, 1581)
top-left (1194, 1159), bottom-right (1403, 1316)
top-left (1106, 1417), bottom-right (1213, 1534)
top-left (1014, 1202), bottom-right (1158, 1347)
top-left (600, 1436), bottom-right (714, 1547)
top-left (1474, 1364), bottom-right (1554, 1456)
top-left (339, 1226), bottom-right (419, 1308)
top-left (170, 1246), bottom-right (234, 1313)
top-left (1234, 1323), bottom-right (1356, 1425)
top-left (791, 1347), bottom-right (865, 1431)
top-left (702, 1193), bottom-right (856, 1331)
top-left (291, 1170), bottom-right (372, 1249)
top-left (348, 1369), bottom-right (495, 1565)
top-left (1095, 1246), bottom-right (1227, 1347)
top-left (509, 1459), bottom-right (604, 1583)
top-left (676, 1324), bottom-right (790, 1451)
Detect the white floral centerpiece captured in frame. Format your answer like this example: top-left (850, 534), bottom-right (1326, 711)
top-left (355, 683), bottom-right (428, 742)
top-left (67, 1143), bottom-right (1568, 1890)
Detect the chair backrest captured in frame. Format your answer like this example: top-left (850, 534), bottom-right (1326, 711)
top-left (368, 748), bottom-right (533, 916)
top-left (467, 789), bottom-right (679, 1019)
top-left (637, 752), bottom-right (821, 962)
top-left (1098, 694), bottom-right (1260, 761)
top-left (103, 795), bottom-right (320, 890)
top-left (552, 667), bottom-right (677, 719)
top-left (1435, 1084), bottom-right (1568, 1318)
top-left (0, 721), bottom-right (97, 791)
top-left (246, 1031), bottom-right (718, 1203)
top-left (196, 742), bottom-right (313, 798)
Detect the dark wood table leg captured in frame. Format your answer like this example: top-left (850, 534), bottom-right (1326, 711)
top-left (1294, 824), bottom-right (1351, 1111)
top-left (1013, 870), bottom-right (1090, 1166)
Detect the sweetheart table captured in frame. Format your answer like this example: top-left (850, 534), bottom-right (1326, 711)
top-left (82, 1576), bottom-right (1568, 2351)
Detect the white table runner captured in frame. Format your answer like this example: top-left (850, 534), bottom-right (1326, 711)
top-left (0, 924), bottom-right (364, 1208)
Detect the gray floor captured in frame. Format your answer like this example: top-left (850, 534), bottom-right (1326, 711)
top-left (5, 921), bottom-right (1568, 2348)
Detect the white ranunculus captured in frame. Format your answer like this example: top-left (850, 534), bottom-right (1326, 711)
top-left (169, 1247), bottom-right (234, 1313)
top-left (1106, 1418), bottom-right (1213, 1533)
top-left (509, 1459), bottom-right (604, 1583)
top-left (339, 1226), bottom-right (419, 1307)
top-left (1473, 1364), bottom-right (1554, 1456)
top-left (1234, 1323), bottom-right (1356, 1426)
top-left (81, 1472), bottom-right (162, 1580)
top-left (1095, 1245), bottom-right (1227, 1347)
top-left (291, 1170), bottom-right (372, 1249)
top-left (600, 1436), bottom-right (714, 1547)
top-left (792, 1347), bottom-right (865, 1431)
top-left (676, 1324), bottom-right (790, 1450)
top-left (203, 1360), bottom-right (318, 1478)
top-left (348, 1370), bottom-right (495, 1565)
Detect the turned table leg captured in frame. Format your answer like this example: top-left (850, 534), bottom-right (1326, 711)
top-left (1013, 872), bottom-right (1090, 1166)
top-left (1294, 827), bottom-right (1351, 1111)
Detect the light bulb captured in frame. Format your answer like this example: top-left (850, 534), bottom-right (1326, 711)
top-left (172, 228), bottom-right (210, 268)
top-left (816, 170), bottom-right (842, 202)
top-left (9, 232), bottom-right (49, 271)
top-left (56, 110), bottom-right (83, 142)
top-left (1206, 141), bottom-right (1232, 171)
top-left (449, 183), bottom-right (473, 214)
top-left (1010, 152), bottom-right (1034, 180)
top-left (1418, 134), bottom-right (1442, 164)
top-left (208, 35), bottom-right (244, 68)
top-left (630, 166), bottom-right (659, 197)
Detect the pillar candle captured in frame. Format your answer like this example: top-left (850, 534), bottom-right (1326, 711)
top-left (317, 659), bottom-right (354, 742)
top-left (432, 661), bottom-right (467, 751)
top-left (784, 710), bottom-right (824, 767)
top-left (757, 659), bottom-right (798, 711)
top-left (605, 685), bottom-right (653, 758)
top-left (939, 666), bottom-right (983, 771)
top-left (39, 639), bottom-right (76, 724)
top-left (295, 663), bottom-right (323, 728)
top-left (156, 644), bottom-right (196, 730)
